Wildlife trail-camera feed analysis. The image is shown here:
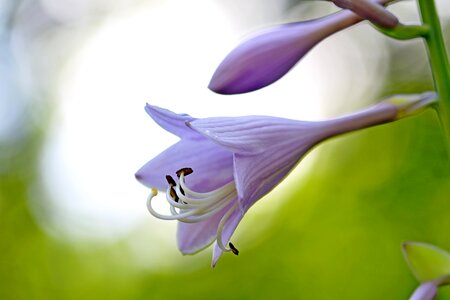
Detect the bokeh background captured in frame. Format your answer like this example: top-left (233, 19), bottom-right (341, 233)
top-left (1, 0), bottom-right (450, 299)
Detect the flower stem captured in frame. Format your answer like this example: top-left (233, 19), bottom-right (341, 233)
top-left (417, 0), bottom-right (450, 154)
top-left (374, 24), bottom-right (429, 40)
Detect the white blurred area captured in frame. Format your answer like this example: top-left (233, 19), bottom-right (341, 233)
top-left (3, 0), bottom-right (421, 267)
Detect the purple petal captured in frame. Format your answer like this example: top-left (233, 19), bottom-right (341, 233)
top-left (208, 10), bottom-right (361, 94)
top-left (135, 139), bottom-right (234, 192)
top-left (409, 282), bottom-right (437, 300)
top-left (212, 209), bottom-right (244, 267)
top-left (233, 142), bottom-right (313, 212)
top-left (189, 116), bottom-right (326, 155)
top-left (189, 116), bottom-right (328, 211)
top-left (189, 103), bottom-right (401, 211)
top-left (145, 104), bottom-right (198, 139)
top-left (230, 103), bottom-right (401, 210)
top-left (177, 201), bottom-right (237, 255)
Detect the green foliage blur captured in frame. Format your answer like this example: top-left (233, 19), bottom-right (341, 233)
top-left (1, 0), bottom-right (450, 299)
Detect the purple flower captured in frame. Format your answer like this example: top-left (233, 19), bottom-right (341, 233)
top-left (136, 93), bottom-right (435, 266)
top-left (208, 10), bottom-right (362, 95)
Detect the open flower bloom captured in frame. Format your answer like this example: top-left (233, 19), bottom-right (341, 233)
top-left (208, 9), bottom-right (362, 95)
top-left (135, 92), bottom-right (435, 267)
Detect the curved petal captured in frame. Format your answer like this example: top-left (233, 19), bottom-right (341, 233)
top-left (233, 140), bottom-right (315, 212)
top-left (189, 115), bottom-right (325, 155)
top-left (135, 139), bottom-right (234, 192)
top-left (177, 200), bottom-right (237, 255)
top-left (145, 104), bottom-right (199, 139)
top-left (212, 209), bottom-right (244, 267)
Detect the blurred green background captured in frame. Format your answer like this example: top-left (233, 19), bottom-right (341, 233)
top-left (1, 0), bottom-right (450, 299)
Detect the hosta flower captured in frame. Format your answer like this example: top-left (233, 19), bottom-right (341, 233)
top-left (208, 0), bottom-right (397, 95)
top-left (135, 92), bottom-right (435, 266)
top-left (208, 10), bottom-right (362, 95)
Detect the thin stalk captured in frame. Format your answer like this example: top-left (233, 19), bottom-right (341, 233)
top-left (417, 0), bottom-right (450, 154)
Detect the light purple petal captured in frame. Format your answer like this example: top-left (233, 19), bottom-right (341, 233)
top-left (409, 282), bottom-right (437, 300)
top-left (177, 200), bottom-right (237, 255)
top-left (233, 141), bottom-right (313, 212)
top-left (135, 139), bottom-right (234, 192)
top-left (189, 115), bottom-right (327, 211)
top-left (189, 116), bottom-right (326, 155)
top-left (230, 103), bottom-right (401, 210)
top-left (189, 103), bottom-right (400, 211)
top-left (208, 10), bottom-right (361, 94)
top-left (145, 104), bottom-right (198, 139)
top-left (212, 209), bottom-right (244, 267)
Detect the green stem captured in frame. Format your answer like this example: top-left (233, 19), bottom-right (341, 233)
top-left (417, 0), bottom-right (450, 154)
top-left (374, 24), bottom-right (429, 40)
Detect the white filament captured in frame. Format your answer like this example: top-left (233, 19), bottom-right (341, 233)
top-left (216, 202), bottom-right (239, 252)
top-left (146, 172), bottom-right (238, 252)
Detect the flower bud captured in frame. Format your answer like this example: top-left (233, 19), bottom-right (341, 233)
top-left (208, 10), bottom-right (360, 94)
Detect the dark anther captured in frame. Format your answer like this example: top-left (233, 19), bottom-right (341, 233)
top-left (165, 175), bottom-right (176, 186)
top-left (229, 242), bottom-right (239, 255)
top-left (169, 187), bottom-right (179, 202)
top-left (176, 167), bottom-right (193, 177)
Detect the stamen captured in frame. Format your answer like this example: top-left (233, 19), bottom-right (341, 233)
top-left (178, 173), bottom-right (234, 199)
top-left (146, 168), bottom-right (240, 256)
top-left (177, 192), bottom-right (235, 223)
top-left (165, 186), bottom-right (191, 209)
top-left (229, 242), bottom-right (239, 255)
top-left (176, 167), bottom-right (193, 177)
top-left (169, 186), bottom-right (179, 202)
top-left (175, 182), bottom-right (234, 205)
top-left (216, 202), bottom-right (239, 253)
top-left (147, 188), bottom-right (202, 220)
top-left (166, 175), bottom-right (182, 202)
top-left (179, 185), bottom-right (185, 196)
top-left (165, 175), bottom-right (176, 186)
